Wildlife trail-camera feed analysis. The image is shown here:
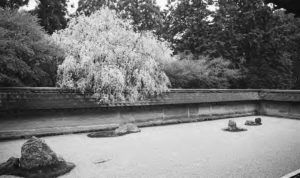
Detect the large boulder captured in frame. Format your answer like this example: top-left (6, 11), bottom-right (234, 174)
top-left (20, 136), bottom-right (60, 169)
top-left (0, 136), bottom-right (75, 178)
top-left (114, 123), bottom-right (141, 136)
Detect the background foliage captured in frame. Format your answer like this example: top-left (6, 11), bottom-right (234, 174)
top-left (77, 0), bottom-right (163, 32)
top-left (163, 0), bottom-right (300, 89)
top-left (2, 0), bottom-right (300, 91)
top-left (0, 9), bottom-right (63, 87)
top-left (164, 56), bottom-right (241, 88)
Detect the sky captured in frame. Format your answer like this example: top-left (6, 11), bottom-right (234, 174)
top-left (21, 0), bottom-right (169, 13)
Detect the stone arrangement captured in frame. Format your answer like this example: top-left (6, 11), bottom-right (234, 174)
top-left (88, 123), bottom-right (141, 138)
top-left (0, 136), bottom-right (75, 178)
top-left (223, 120), bottom-right (247, 132)
top-left (224, 117), bottom-right (263, 131)
top-left (245, 118), bottom-right (262, 126)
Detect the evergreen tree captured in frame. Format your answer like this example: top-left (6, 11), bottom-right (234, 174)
top-left (212, 0), bottom-right (295, 88)
top-left (163, 0), bottom-right (214, 55)
top-left (77, 0), bottom-right (116, 15)
top-left (31, 0), bottom-right (68, 34)
top-left (77, 0), bottom-right (163, 32)
top-left (163, 0), bottom-right (299, 89)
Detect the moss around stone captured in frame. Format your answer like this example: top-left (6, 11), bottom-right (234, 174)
top-left (0, 158), bottom-right (75, 178)
top-left (87, 130), bottom-right (123, 137)
top-left (0, 137), bottom-right (75, 178)
top-left (0, 157), bottom-right (19, 175)
top-left (88, 123), bottom-right (141, 138)
top-left (223, 127), bottom-right (247, 132)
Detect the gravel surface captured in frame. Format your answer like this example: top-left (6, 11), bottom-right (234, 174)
top-left (0, 116), bottom-right (300, 178)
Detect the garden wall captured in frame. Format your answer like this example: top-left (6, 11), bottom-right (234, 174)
top-left (259, 90), bottom-right (300, 119)
top-left (0, 88), bottom-right (260, 110)
top-left (0, 88), bottom-right (299, 139)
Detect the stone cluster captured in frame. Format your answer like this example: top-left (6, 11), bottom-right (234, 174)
top-left (245, 118), bottom-right (262, 126)
top-left (224, 117), bottom-right (263, 132)
top-left (0, 136), bottom-right (75, 178)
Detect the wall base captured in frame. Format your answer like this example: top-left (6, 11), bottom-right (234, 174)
top-left (0, 101), bottom-right (257, 140)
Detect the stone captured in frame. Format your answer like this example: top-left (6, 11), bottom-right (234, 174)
top-left (17, 161), bottom-right (75, 178)
top-left (114, 123), bottom-right (141, 136)
top-left (255, 118), bottom-right (262, 124)
top-left (245, 120), bottom-right (256, 125)
top-left (20, 136), bottom-right (60, 169)
top-left (223, 120), bottom-right (247, 132)
top-left (0, 137), bottom-right (75, 178)
top-left (0, 157), bottom-right (19, 175)
top-left (244, 118), bottom-right (262, 126)
top-left (228, 120), bottom-right (237, 131)
top-left (88, 131), bottom-right (117, 138)
top-left (88, 123), bottom-right (141, 138)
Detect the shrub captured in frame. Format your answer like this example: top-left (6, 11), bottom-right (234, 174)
top-left (0, 9), bottom-right (63, 87)
top-left (164, 56), bottom-right (241, 89)
top-left (52, 8), bottom-right (172, 103)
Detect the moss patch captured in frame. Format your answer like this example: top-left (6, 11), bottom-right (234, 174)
top-left (222, 128), bottom-right (247, 132)
top-left (0, 158), bottom-right (75, 178)
top-left (87, 130), bottom-right (127, 138)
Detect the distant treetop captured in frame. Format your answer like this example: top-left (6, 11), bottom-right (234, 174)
top-left (266, 0), bottom-right (300, 16)
top-left (77, 0), bottom-right (163, 32)
top-left (0, 0), bottom-right (29, 9)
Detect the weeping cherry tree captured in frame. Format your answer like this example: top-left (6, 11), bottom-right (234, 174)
top-left (52, 8), bottom-right (173, 103)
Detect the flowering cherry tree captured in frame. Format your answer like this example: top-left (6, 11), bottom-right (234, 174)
top-left (52, 8), bottom-right (173, 103)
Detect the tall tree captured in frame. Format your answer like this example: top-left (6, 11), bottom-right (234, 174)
top-left (0, 0), bottom-right (29, 9)
top-left (163, 0), bottom-right (300, 89)
top-left (273, 10), bottom-right (300, 89)
top-left (77, 0), bottom-right (163, 32)
top-left (77, 0), bottom-right (116, 15)
top-left (211, 0), bottom-right (296, 88)
top-left (31, 0), bottom-right (68, 34)
top-left (163, 0), bottom-right (214, 54)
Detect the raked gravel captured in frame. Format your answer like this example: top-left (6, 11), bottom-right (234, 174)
top-left (0, 116), bottom-right (300, 178)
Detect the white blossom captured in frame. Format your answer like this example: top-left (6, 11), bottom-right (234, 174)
top-left (52, 8), bottom-right (172, 103)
